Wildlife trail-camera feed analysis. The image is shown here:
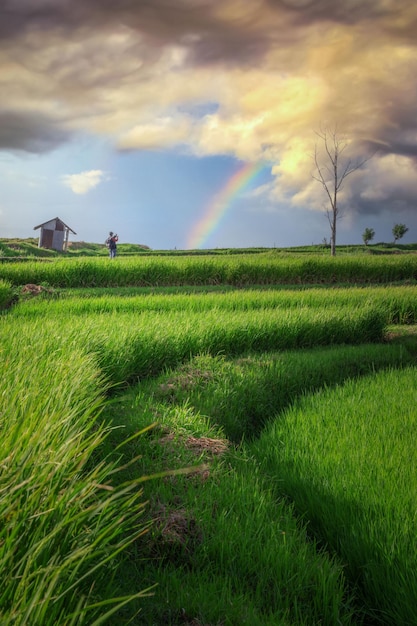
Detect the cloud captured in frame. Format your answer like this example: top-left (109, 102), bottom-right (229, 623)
top-left (355, 154), bottom-right (417, 215)
top-left (117, 117), bottom-right (191, 151)
top-left (0, 110), bottom-right (71, 153)
top-left (1, 0), bottom-right (417, 221)
top-left (61, 169), bottom-right (105, 194)
top-left (244, 182), bottom-right (274, 199)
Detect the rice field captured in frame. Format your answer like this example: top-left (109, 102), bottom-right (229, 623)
top-left (12, 283), bottom-right (417, 325)
top-left (1, 251), bottom-right (417, 287)
top-left (251, 367), bottom-right (417, 624)
top-left (1, 252), bottom-right (417, 624)
top-left (0, 279), bottom-right (13, 309)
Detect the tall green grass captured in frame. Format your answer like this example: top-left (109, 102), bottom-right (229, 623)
top-left (1, 253), bottom-right (417, 287)
top-left (103, 386), bottom-right (356, 625)
top-left (13, 284), bottom-right (417, 325)
top-left (2, 306), bottom-right (386, 387)
top-left (251, 367), bottom-right (417, 624)
top-left (144, 345), bottom-right (413, 441)
top-left (0, 279), bottom-right (14, 310)
top-left (0, 326), bottom-right (151, 624)
top-left (2, 270), bottom-right (416, 623)
top-left (98, 341), bottom-right (417, 624)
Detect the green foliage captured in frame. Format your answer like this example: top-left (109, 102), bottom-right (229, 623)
top-left (362, 227), bottom-right (375, 245)
top-left (392, 223), bottom-right (409, 243)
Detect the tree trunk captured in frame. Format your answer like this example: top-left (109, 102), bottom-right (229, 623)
top-left (331, 221), bottom-right (336, 256)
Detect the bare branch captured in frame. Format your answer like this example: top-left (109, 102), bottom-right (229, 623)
top-left (312, 124), bottom-right (373, 256)
top-left (313, 145), bottom-right (335, 208)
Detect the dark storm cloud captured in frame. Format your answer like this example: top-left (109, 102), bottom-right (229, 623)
top-left (0, 110), bottom-right (72, 153)
top-left (266, 0), bottom-right (417, 33)
top-left (353, 189), bottom-right (417, 221)
top-left (373, 87), bottom-right (417, 159)
top-left (0, 0), bottom-right (272, 64)
top-left (378, 134), bottom-right (417, 159)
top-left (1, 0), bottom-right (416, 65)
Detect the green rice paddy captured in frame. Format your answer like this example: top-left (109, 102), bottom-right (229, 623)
top-left (1, 251), bottom-right (417, 624)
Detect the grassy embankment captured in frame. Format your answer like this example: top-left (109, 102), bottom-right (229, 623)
top-left (1, 251), bottom-right (417, 624)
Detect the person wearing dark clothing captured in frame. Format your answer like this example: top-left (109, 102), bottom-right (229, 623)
top-left (105, 231), bottom-right (119, 258)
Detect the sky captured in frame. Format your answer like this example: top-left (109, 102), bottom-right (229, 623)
top-left (1, 0), bottom-right (417, 250)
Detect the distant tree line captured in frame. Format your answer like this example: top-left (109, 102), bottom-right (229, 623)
top-left (362, 223), bottom-right (409, 246)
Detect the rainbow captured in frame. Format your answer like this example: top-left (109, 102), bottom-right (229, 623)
top-left (187, 161), bottom-right (265, 249)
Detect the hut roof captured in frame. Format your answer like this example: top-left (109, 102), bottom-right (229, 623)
top-left (34, 217), bottom-right (77, 235)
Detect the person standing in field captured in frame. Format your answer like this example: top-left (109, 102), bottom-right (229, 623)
top-left (105, 231), bottom-right (119, 259)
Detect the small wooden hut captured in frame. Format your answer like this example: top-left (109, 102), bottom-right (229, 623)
top-left (34, 217), bottom-right (76, 252)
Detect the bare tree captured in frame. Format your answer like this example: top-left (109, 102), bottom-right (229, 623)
top-left (313, 126), bottom-right (370, 256)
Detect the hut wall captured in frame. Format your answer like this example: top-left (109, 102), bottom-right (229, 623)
top-left (52, 229), bottom-right (65, 251)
